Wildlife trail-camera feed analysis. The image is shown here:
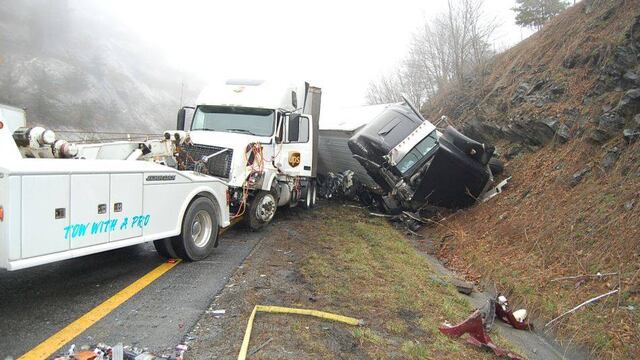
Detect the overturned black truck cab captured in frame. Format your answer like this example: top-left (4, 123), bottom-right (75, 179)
top-left (344, 101), bottom-right (495, 213)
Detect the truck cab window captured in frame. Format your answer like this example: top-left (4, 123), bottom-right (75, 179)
top-left (288, 116), bottom-right (309, 143)
top-left (192, 106), bottom-right (275, 137)
top-left (396, 130), bottom-right (439, 174)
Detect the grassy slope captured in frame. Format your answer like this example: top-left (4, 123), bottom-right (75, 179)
top-left (429, 139), bottom-right (640, 358)
top-left (299, 206), bottom-right (504, 359)
top-left (417, 1), bottom-right (640, 358)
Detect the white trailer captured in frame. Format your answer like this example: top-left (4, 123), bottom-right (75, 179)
top-left (0, 104), bottom-right (230, 271)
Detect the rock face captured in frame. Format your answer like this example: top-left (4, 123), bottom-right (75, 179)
top-left (570, 168), bottom-right (591, 187)
top-left (600, 146), bottom-right (621, 172)
top-left (463, 116), bottom-right (570, 149)
top-left (423, 4), bottom-right (640, 153)
top-left (591, 112), bottom-right (626, 143)
top-left (510, 79), bottom-right (565, 108)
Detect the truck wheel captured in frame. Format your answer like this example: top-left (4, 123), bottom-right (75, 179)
top-left (311, 180), bottom-right (317, 207)
top-left (153, 238), bottom-right (179, 259)
top-left (302, 180), bottom-right (317, 209)
top-left (245, 191), bottom-right (276, 231)
top-left (172, 197), bottom-right (219, 261)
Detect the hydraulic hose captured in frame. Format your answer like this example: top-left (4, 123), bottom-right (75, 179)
top-left (237, 305), bottom-right (363, 360)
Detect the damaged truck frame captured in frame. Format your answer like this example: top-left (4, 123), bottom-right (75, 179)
top-left (318, 98), bottom-right (502, 213)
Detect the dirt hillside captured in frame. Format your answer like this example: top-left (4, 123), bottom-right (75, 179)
top-left (421, 0), bottom-right (640, 358)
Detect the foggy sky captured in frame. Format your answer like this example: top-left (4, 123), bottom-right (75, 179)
top-left (82, 0), bottom-right (533, 112)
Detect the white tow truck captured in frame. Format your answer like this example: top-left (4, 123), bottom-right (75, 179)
top-left (175, 79), bottom-right (321, 230)
top-left (0, 104), bottom-right (230, 271)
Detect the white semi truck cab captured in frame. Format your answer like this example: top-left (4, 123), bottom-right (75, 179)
top-left (175, 79), bottom-right (322, 230)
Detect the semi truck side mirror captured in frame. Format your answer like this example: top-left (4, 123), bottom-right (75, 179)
top-left (177, 108), bottom-right (186, 130)
top-left (291, 91), bottom-right (298, 109)
top-left (176, 106), bottom-right (195, 130)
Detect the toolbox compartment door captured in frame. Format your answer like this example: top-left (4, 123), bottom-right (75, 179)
top-left (21, 175), bottom-right (70, 258)
top-left (70, 174), bottom-right (110, 249)
top-left (110, 173), bottom-right (143, 242)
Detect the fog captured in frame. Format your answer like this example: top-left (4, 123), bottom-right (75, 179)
top-left (0, 0), bottom-right (531, 132)
top-left (97, 0), bottom-right (531, 109)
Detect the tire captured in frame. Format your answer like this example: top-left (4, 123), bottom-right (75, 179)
top-left (172, 196), bottom-right (219, 261)
top-left (310, 180), bottom-right (317, 207)
top-left (245, 190), bottom-right (277, 231)
top-left (302, 180), bottom-right (317, 209)
top-left (153, 237), bottom-right (179, 259)
top-left (489, 158), bottom-right (504, 176)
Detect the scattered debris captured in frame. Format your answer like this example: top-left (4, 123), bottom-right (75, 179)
top-left (317, 170), bottom-right (359, 200)
top-left (205, 309), bottom-right (226, 318)
top-left (72, 351), bottom-right (97, 360)
top-left (545, 289), bottom-right (619, 328)
top-left (50, 342), bottom-right (187, 360)
top-left (481, 177), bottom-right (512, 202)
top-left (495, 295), bottom-right (532, 330)
top-left (439, 310), bottom-right (524, 359)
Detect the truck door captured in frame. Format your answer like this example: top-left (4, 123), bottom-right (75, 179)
top-left (110, 173), bottom-right (143, 241)
top-left (279, 114), bottom-right (313, 177)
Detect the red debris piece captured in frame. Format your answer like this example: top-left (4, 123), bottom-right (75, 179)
top-left (439, 310), bottom-right (524, 360)
top-left (495, 296), bottom-right (533, 330)
top-left (167, 258), bottom-right (177, 263)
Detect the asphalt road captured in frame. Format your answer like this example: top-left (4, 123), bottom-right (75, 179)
top-left (0, 227), bottom-right (264, 358)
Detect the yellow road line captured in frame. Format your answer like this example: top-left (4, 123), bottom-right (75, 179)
top-left (19, 260), bottom-right (181, 360)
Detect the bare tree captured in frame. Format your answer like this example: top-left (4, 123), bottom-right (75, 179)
top-left (365, 71), bottom-right (404, 105)
top-left (367, 0), bottom-right (497, 107)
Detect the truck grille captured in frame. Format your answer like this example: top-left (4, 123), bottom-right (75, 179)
top-left (180, 144), bottom-right (233, 179)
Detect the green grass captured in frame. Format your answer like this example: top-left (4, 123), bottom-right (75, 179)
top-left (297, 205), bottom-right (497, 359)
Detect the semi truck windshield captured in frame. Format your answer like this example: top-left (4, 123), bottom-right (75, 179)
top-left (396, 130), bottom-right (439, 175)
top-left (192, 106), bottom-right (275, 136)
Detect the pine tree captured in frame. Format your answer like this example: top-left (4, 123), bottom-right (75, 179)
top-left (512, 0), bottom-right (569, 30)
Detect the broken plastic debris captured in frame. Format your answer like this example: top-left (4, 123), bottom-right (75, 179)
top-left (72, 351), bottom-right (97, 360)
top-left (481, 177), bottom-right (511, 202)
top-left (439, 310), bottom-right (523, 359)
top-left (208, 309), bottom-right (226, 318)
top-left (495, 294), bottom-right (532, 330)
top-left (111, 344), bottom-right (123, 360)
top-left (512, 309), bottom-right (527, 323)
top-left (52, 341), bottom-right (185, 360)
